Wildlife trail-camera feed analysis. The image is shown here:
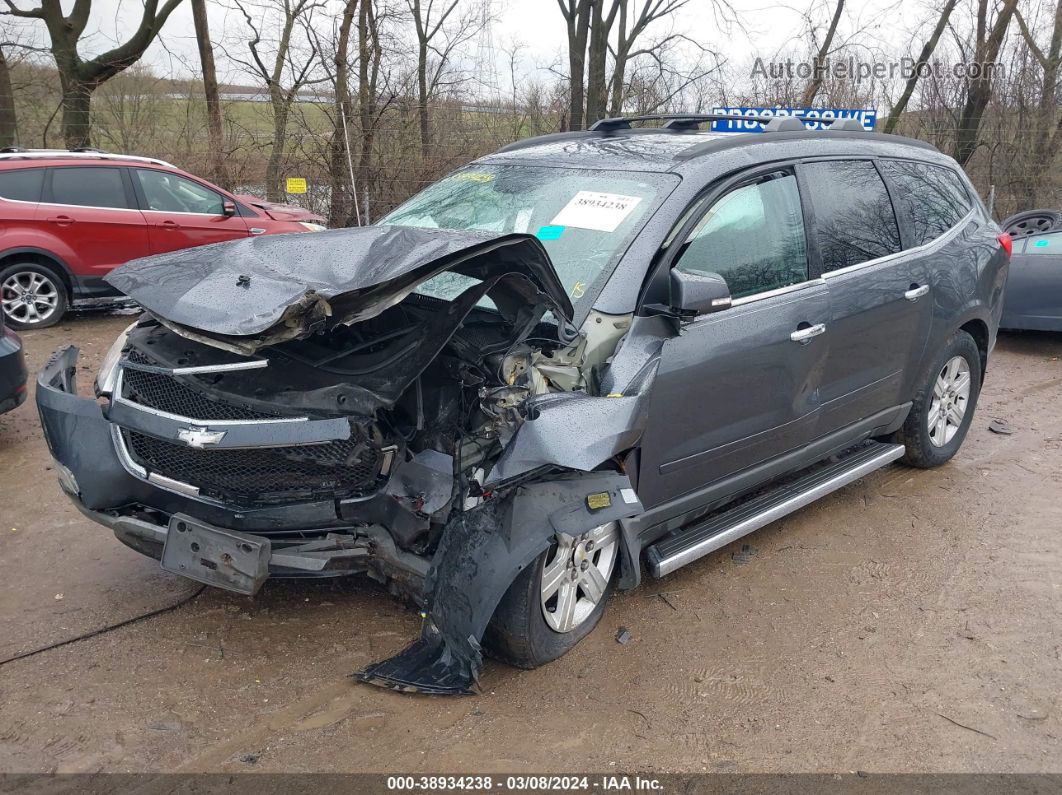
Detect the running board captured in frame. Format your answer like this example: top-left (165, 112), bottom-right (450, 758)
top-left (646, 442), bottom-right (905, 578)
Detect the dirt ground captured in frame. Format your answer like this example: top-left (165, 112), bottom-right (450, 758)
top-left (0, 311), bottom-right (1060, 774)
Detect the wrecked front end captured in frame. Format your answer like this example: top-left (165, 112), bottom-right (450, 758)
top-left (37, 227), bottom-right (659, 694)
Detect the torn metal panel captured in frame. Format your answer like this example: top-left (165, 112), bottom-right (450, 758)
top-left (357, 471), bottom-right (643, 694)
top-left (106, 226), bottom-right (574, 352)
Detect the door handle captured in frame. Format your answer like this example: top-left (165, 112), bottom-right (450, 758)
top-left (904, 284), bottom-right (930, 301)
top-left (46, 215), bottom-right (74, 226)
top-left (155, 220), bottom-right (181, 230)
top-left (790, 323), bottom-right (826, 344)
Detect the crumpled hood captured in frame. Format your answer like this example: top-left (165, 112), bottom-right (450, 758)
top-left (235, 194), bottom-right (323, 222)
top-left (106, 226), bottom-right (574, 352)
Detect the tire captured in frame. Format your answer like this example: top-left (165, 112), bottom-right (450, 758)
top-left (1001, 209), bottom-right (1062, 240)
top-left (0, 262), bottom-right (68, 329)
top-left (894, 330), bottom-right (982, 468)
top-left (483, 521), bottom-right (619, 669)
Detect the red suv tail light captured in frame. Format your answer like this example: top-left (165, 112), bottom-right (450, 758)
top-left (997, 233), bottom-right (1013, 256)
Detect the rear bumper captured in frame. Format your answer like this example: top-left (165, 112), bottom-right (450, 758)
top-left (35, 345), bottom-right (428, 595)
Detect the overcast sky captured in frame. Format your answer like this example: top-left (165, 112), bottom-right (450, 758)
top-left (8, 0), bottom-right (917, 91)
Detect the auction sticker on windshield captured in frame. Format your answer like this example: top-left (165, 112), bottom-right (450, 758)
top-left (551, 191), bottom-right (642, 232)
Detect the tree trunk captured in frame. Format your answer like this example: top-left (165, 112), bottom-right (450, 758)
top-left (800, 0), bottom-right (844, 107)
top-left (882, 0), bottom-right (957, 134)
top-left (328, 0), bottom-right (357, 228)
top-left (417, 38), bottom-right (429, 155)
top-left (585, 0), bottom-right (617, 126)
top-left (953, 0), bottom-right (1019, 166)
top-left (358, 0), bottom-right (377, 224)
top-left (563, 0), bottom-right (592, 130)
top-left (265, 89), bottom-right (289, 202)
top-left (60, 80), bottom-right (92, 149)
top-left (1015, 0), bottom-right (1062, 207)
top-left (191, 0), bottom-right (226, 189)
top-left (0, 49), bottom-right (17, 148)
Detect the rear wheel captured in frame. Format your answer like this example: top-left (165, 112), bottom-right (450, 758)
top-left (484, 521), bottom-right (619, 669)
top-left (895, 330), bottom-right (982, 468)
top-left (1, 262), bottom-right (68, 329)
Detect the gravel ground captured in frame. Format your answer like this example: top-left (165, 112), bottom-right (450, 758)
top-left (0, 312), bottom-right (1059, 774)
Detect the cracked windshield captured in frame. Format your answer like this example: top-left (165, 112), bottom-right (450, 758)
top-left (379, 165), bottom-right (678, 306)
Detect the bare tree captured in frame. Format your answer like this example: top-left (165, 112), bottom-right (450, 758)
top-left (584, 0), bottom-right (619, 125)
top-left (191, 0), bottom-right (226, 188)
top-left (2, 0), bottom-right (183, 148)
top-left (231, 0), bottom-right (325, 201)
top-left (608, 0), bottom-right (690, 116)
top-left (953, 0), bottom-right (1019, 166)
top-left (882, 0), bottom-right (958, 133)
top-left (557, 0), bottom-right (592, 129)
top-left (1013, 0), bottom-right (1062, 206)
top-left (0, 44), bottom-right (15, 146)
top-left (799, 0), bottom-right (844, 105)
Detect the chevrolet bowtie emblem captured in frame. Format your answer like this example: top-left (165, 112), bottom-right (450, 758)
top-left (176, 426), bottom-right (227, 448)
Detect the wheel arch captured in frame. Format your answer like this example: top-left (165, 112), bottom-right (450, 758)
top-left (958, 317), bottom-right (990, 378)
top-left (0, 247), bottom-right (75, 297)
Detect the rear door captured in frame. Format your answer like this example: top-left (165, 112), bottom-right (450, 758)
top-left (131, 167), bottom-right (249, 254)
top-left (0, 166), bottom-right (46, 240)
top-left (803, 159), bottom-right (933, 434)
top-left (637, 169), bottom-right (831, 508)
top-left (41, 166), bottom-right (150, 276)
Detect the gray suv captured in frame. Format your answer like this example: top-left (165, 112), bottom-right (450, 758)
top-left (36, 115), bottom-right (1009, 694)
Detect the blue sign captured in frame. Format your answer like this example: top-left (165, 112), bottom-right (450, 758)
top-left (710, 107), bottom-right (878, 133)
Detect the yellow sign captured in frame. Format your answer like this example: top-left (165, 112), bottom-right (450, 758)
top-left (586, 492), bottom-right (612, 510)
top-left (286, 177), bottom-right (307, 194)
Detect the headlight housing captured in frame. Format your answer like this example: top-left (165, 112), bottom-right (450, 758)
top-left (298, 222), bottom-right (326, 232)
top-left (95, 321), bottom-right (137, 396)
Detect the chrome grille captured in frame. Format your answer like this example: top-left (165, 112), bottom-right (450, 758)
top-left (124, 430), bottom-right (381, 504)
top-left (121, 350), bottom-right (278, 421)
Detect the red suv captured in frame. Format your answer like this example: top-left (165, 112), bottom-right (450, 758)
top-left (0, 150), bottom-right (326, 329)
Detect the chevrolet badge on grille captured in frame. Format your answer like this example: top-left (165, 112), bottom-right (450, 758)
top-left (176, 426), bottom-right (227, 448)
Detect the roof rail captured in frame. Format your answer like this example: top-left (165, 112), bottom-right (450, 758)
top-left (0, 149), bottom-right (177, 168)
top-left (589, 113), bottom-right (770, 134)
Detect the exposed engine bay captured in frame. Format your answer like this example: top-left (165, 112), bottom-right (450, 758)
top-left (114, 286), bottom-right (631, 560)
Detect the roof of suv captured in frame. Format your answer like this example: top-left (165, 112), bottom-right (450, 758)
top-left (0, 150), bottom-right (177, 169)
top-left (481, 126), bottom-right (947, 174)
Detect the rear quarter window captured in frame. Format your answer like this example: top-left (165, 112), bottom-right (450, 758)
top-left (0, 168), bottom-right (44, 202)
top-left (879, 161), bottom-right (971, 247)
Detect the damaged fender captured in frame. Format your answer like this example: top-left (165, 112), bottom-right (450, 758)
top-left (356, 471), bottom-right (643, 694)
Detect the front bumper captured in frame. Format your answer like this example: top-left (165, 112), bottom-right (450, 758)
top-left (0, 327), bottom-right (27, 414)
top-left (35, 345), bottom-right (428, 595)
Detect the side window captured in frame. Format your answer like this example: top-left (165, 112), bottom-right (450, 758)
top-left (1023, 231), bottom-right (1062, 255)
top-left (50, 167), bottom-right (129, 209)
top-left (879, 161), bottom-right (971, 246)
top-left (0, 168), bottom-right (44, 202)
top-left (802, 160), bottom-right (902, 271)
top-left (135, 169), bottom-right (224, 214)
top-left (674, 172), bottom-right (808, 299)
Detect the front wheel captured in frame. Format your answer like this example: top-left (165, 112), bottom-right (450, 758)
top-left (895, 330), bottom-right (982, 468)
top-left (483, 521), bottom-right (619, 669)
top-left (1, 263), bottom-right (68, 329)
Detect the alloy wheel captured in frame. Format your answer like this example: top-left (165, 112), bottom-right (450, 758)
top-left (2, 271), bottom-right (60, 326)
top-left (928, 355), bottom-right (971, 447)
top-left (540, 522), bottom-right (618, 633)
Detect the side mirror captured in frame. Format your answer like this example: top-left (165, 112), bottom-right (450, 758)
top-left (222, 200), bottom-right (237, 217)
top-left (669, 267), bottom-right (731, 317)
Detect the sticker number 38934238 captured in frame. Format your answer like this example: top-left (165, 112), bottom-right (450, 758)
top-left (550, 191), bottom-right (642, 233)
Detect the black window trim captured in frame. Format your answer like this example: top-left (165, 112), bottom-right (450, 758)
top-left (640, 159), bottom-right (821, 313)
top-left (42, 164), bottom-right (139, 211)
top-left (0, 165), bottom-right (46, 204)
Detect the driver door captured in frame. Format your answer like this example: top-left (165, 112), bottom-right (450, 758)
top-left (637, 170), bottom-right (831, 509)
top-left (132, 167), bottom-right (249, 255)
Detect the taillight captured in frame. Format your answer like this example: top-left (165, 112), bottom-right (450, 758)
top-left (997, 233), bottom-right (1013, 256)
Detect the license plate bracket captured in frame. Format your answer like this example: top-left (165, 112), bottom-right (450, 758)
top-left (161, 514), bottom-right (271, 595)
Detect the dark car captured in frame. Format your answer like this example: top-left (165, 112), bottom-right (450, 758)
top-left (0, 150), bottom-right (325, 330)
top-left (0, 311), bottom-right (27, 415)
top-left (1000, 209), bottom-right (1062, 331)
top-left (35, 115), bottom-right (1008, 694)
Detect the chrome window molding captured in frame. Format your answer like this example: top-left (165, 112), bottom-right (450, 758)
top-left (729, 277), bottom-right (826, 307)
top-left (821, 206), bottom-right (976, 280)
